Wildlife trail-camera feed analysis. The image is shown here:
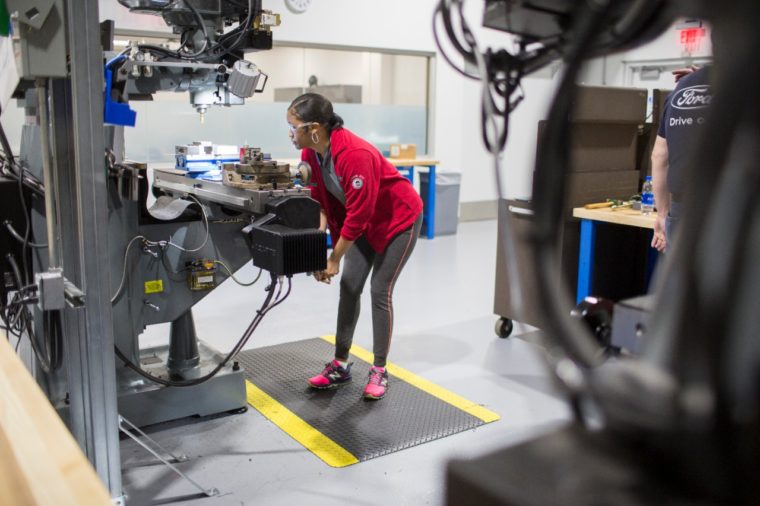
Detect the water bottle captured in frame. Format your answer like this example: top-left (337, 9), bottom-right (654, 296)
top-left (641, 176), bottom-right (654, 215)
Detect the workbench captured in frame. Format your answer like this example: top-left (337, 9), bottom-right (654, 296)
top-left (572, 207), bottom-right (658, 303)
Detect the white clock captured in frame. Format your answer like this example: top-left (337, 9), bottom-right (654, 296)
top-left (285, 0), bottom-right (312, 14)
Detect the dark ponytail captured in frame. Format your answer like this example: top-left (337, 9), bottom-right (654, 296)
top-left (288, 93), bottom-right (344, 133)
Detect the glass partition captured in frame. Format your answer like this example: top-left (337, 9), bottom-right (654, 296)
top-left (125, 99), bottom-right (427, 162)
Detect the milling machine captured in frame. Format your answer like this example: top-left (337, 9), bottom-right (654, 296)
top-left (0, 0), bottom-right (324, 499)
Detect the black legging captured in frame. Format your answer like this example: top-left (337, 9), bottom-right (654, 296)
top-left (334, 214), bottom-right (423, 367)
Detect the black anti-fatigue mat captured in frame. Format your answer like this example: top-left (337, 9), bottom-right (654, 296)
top-left (237, 336), bottom-right (499, 467)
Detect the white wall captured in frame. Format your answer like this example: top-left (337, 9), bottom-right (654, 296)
top-left (243, 46), bottom-right (306, 103)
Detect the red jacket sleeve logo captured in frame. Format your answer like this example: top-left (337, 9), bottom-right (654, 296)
top-left (350, 175), bottom-right (364, 190)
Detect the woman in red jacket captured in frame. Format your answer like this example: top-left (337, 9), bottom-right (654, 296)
top-left (287, 93), bottom-right (423, 400)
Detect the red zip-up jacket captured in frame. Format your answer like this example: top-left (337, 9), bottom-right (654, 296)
top-left (301, 128), bottom-right (423, 253)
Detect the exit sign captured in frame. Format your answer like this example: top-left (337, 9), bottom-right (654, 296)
top-left (680, 27), bottom-right (705, 53)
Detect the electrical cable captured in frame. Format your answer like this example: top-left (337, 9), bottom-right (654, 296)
top-left (114, 272), bottom-right (289, 387)
top-left (167, 195), bottom-right (209, 252)
top-left (227, 275), bottom-right (288, 359)
top-left (17, 157), bottom-right (30, 286)
top-left (3, 220), bottom-right (47, 248)
top-left (0, 156), bottom-right (45, 197)
top-left (261, 275), bottom-right (291, 313)
top-left (180, 0), bottom-right (210, 58)
top-left (110, 235), bottom-right (146, 304)
top-left (5, 253), bottom-right (62, 372)
top-left (213, 260), bottom-right (262, 287)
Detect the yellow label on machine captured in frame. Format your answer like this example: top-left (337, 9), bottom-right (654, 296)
top-left (144, 279), bottom-right (164, 294)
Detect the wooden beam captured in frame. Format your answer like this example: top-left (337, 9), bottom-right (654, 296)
top-left (0, 333), bottom-right (112, 505)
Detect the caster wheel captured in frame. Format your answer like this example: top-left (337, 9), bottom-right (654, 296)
top-left (495, 317), bottom-right (513, 338)
top-left (570, 297), bottom-right (614, 351)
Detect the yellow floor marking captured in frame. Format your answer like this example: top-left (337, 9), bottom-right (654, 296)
top-left (320, 335), bottom-right (500, 423)
top-left (245, 381), bottom-right (359, 468)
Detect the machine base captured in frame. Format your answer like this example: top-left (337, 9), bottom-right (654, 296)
top-left (115, 341), bottom-right (247, 427)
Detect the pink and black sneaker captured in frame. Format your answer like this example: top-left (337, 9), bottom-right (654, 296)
top-left (308, 360), bottom-right (353, 389)
top-left (363, 366), bottom-right (388, 400)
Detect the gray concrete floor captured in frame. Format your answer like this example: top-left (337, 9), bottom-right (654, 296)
top-left (123, 219), bottom-right (571, 506)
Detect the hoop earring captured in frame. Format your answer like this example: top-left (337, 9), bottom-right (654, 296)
top-left (311, 132), bottom-right (319, 144)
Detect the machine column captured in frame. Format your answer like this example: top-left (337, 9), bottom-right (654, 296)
top-left (58, 0), bottom-right (123, 499)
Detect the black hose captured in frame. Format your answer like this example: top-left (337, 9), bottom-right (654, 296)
top-left (529, 0), bottom-right (617, 369)
top-left (213, 0), bottom-right (254, 58)
top-left (180, 0), bottom-right (210, 58)
top-left (432, 2), bottom-right (480, 80)
top-left (440, 0), bottom-right (477, 65)
top-left (17, 153), bottom-right (31, 287)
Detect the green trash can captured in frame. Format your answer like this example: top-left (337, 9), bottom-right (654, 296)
top-left (419, 172), bottom-right (461, 236)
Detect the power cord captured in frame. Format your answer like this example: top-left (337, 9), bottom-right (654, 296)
top-left (213, 260), bottom-right (262, 287)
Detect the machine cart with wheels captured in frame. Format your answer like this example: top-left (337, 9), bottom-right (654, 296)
top-left (493, 199), bottom-right (569, 338)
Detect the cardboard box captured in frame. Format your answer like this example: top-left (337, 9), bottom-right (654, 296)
top-left (538, 121), bottom-right (640, 172)
top-left (572, 86), bottom-right (648, 123)
top-left (389, 143), bottom-right (416, 159)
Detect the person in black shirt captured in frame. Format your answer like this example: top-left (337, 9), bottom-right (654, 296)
top-left (651, 66), bottom-right (712, 252)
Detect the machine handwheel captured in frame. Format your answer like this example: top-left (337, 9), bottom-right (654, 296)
top-left (495, 317), bottom-right (513, 338)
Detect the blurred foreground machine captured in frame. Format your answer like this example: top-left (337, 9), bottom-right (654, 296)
top-left (0, 0), bottom-right (324, 500)
top-left (439, 0), bottom-right (760, 504)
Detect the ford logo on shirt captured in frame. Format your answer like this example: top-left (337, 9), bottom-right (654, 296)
top-left (671, 85), bottom-right (712, 110)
